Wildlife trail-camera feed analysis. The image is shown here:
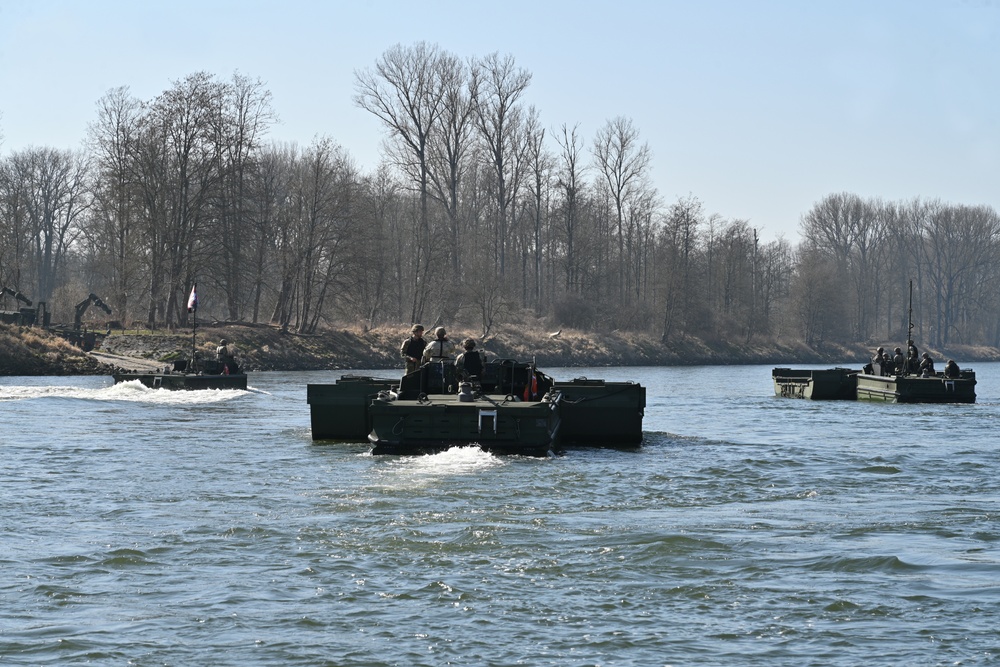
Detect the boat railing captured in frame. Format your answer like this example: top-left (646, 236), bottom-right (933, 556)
top-left (397, 358), bottom-right (551, 400)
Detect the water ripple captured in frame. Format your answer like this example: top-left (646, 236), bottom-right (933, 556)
top-left (3, 367), bottom-right (1000, 665)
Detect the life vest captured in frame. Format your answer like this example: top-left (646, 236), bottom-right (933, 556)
top-left (402, 336), bottom-right (426, 359)
top-left (523, 370), bottom-right (539, 400)
top-left (462, 350), bottom-right (483, 377)
top-left (429, 339), bottom-right (450, 360)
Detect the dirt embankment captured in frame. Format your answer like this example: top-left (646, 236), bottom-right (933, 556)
top-left (98, 324), bottom-right (817, 371)
top-left (5, 320), bottom-right (1000, 376)
top-left (0, 324), bottom-right (113, 375)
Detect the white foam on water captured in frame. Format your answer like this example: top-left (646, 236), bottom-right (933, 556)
top-left (0, 379), bottom-right (246, 404)
top-left (417, 445), bottom-right (504, 470)
top-left (374, 445), bottom-right (507, 487)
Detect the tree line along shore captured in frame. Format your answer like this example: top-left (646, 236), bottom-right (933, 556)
top-left (3, 322), bottom-right (998, 377)
top-left (5, 46), bottom-right (1000, 372)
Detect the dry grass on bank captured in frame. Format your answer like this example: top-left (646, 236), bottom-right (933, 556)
top-left (6, 318), bottom-right (1000, 376)
top-left (0, 323), bottom-right (107, 374)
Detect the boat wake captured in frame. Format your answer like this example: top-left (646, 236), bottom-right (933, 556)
top-left (375, 446), bottom-right (510, 484)
top-left (0, 379), bottom-right (247, 404)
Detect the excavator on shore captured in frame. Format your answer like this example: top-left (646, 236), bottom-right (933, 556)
top-left (73, 293), bottom-right (112, 331)
top-left (3, 287), bottom-right (111, 350)
top-left (46, 292), bottom-right (113, 351)
top-left (0, 286), bottom-right (47, 326)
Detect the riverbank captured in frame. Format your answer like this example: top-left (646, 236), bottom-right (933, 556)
top-left (4, 321), bottom-right (1000, 376)
top-left (0, 324), bottom-right (113, 375)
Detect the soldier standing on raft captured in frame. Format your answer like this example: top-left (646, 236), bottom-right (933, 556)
top-left (870, 347), bottom-right (888, 375)
top-left (455, 338), bottom-right (486, 381)
top-left (216, 339), bottom-right (239, 375)
top-left (919, 352), bottom-right (936, 377)
top-left (892, 347), bottom-right (905, 374)
top-left (422, 327), bottom-right (452, 364)
top-left (906, 345), bottom-right (921, 374)
top-left (400, 325), bottom-right (426, 375)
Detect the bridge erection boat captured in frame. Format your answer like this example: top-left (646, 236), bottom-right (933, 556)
top-left (113, 357), bottom-right (248, 390)
top-left (111, 286), bottom-right (247, 391)
top-left (854, 369), bottom-right (976, 403)
top-left (773, 282), bottom-right (975, 404)
top-left (772, 364), bottom-right (976, 403)
top-left (307, 359), bottom-right (646, 456)
top-left (772, 367), bottom-right (859, 400)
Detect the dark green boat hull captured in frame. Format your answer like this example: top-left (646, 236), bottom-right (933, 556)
top-left (307, 376), bottom-right (400, 441)
top-left (553, 378), bottom-right (645, 443)
top-left (307, 361), bottom-right (645, 455)
top-left (773, 367), bottom-right (976, 403)
top-left (114, 371), bottom-right (248, 390)
top-left (855, 372), bottom-right (977, 403)
top-left (367, 393), bottom-right (560, 456)
top-left (772, 367), bottom-right (859, 400)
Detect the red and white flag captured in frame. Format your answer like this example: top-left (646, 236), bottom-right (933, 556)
top-left (187, 284), bottom-right (198, 313)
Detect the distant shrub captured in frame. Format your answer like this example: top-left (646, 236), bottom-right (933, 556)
top-left (552, 294), bottom-right (597, 329)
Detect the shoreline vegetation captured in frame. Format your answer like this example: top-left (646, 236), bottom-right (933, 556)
top-left (3, 321), bottom-right (1000, 377)
top-left (6, 60), bottom-right (1000, 379)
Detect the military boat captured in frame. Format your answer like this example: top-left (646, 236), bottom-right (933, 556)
top-left (772, 367), bottom-right (859, 400)
top-left (113, 357), bottom-right (248, 390)
top-left (307, 358), bottom-right (646, 455)
top-left (772, 364), bottom-right (976, 403)
top-left (774, 280), bottom-right (976, 404)
top-left (854, 366), bottom-right (976, 403)
top-left (112, 285), bottom-right (247, 390)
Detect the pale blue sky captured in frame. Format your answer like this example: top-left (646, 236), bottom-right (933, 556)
top-left (1, 0), bottom-right (997, 242)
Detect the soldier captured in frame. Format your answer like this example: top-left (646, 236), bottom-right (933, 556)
top-left (399, 325), bottom-right (426, 375)
top-left (455, 338), bottom-right (486, 380)
top-left (421, 327), bottom-right (452, 364)
top-left (871, 347), bottom-right (888, 376)
top-left (919, 352), bottom-right (935, 377)
top-left (906, 345), bottom-right (921, 374)
top-left (216, 339), bottom-right (239, 374)
top-left (891, 347), bottom-right (904, 375)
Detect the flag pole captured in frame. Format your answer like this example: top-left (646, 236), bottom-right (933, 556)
top-left (188, 283), bottom-right (198, 368)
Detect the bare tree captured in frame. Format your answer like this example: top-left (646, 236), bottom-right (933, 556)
top-left (355, 42), bottom-right (450, 322)
top-left (424, 53), bottom-right (476, 281)
top-left (592, 116), bottom-right (652, 302)
top-left (7, 147), bottom-right (92, 306)
top-left (757, 237), bottom-right (794, 338)
top-left (800, 192), bottom-right (864, 270)
top-left (0, 155), bottom-right (31, 292)
top-left (344, 165), bottom-right (405, 329)
top-left (87, 86), bottom-right (144, 324)
top-left (142, 72), bottom-right (224, 327)
top-left (554, 123), bottom-right (585, 293)
top-left (523, 107), bottom-right (551, 310)
top-left (212, 72), bottom-right (276, 321)
top-left (268, 138), bottom-right (357, 334)
top-left (247, 142), bottom-right (296, 324)
top-left (658, 195), bottom-right (702, 342)
top-left (920, 202), bottom-right (1000, 346)
top-left (471, 51), bottom-right (532, 278)
top-left (791, 245), bottom-right (850, 345)
top-left (800, 192), bottom-right (887, 340)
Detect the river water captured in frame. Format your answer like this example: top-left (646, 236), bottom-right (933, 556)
top-left (2, 364), bottom-right (999, 666)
